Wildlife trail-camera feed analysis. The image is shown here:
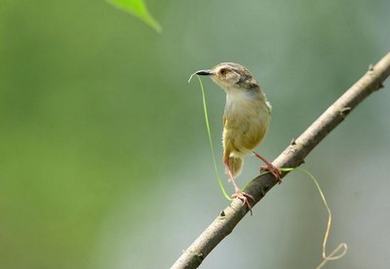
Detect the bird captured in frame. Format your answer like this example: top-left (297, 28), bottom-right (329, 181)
top-left (192, 62), bottom-right (281, 209)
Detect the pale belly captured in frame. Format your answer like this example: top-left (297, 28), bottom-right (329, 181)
top-left (223, 105), bottom-right (270, 158)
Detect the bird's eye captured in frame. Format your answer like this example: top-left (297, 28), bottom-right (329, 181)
top-left (219, 68), bottom-right (228, 75)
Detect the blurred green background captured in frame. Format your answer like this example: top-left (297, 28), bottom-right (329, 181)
top-left (1, 0), bottom-right (389, 268)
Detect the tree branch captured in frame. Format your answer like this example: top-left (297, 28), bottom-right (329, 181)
top-left (171, 52), bottom-right (390, 269)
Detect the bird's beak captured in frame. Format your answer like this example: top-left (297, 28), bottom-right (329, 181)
top-left (188, 69), bottom-right (214, 83)
top-left (194, 69), bottom-right (213, 76)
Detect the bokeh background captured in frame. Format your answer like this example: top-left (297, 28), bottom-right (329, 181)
top-left (1, 0), bottom-right (390, 268)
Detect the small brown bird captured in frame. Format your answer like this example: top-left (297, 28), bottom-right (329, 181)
top-left (193, 62), bottom-right (280, 208)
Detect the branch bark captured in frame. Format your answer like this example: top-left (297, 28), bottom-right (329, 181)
top-left (171, 52), bottom-right (390, 269)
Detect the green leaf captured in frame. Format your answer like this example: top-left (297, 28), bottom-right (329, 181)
top-left (107, 0), bottom-right (162, 33)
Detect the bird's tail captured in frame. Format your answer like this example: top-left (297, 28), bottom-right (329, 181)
top-left (224, 155), bottom-right (244, 178)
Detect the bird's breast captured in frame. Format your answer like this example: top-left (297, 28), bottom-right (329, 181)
top-left (223, 92), bottom-right (271, 155)
top-left (224, 92), bottom-right (270, 127)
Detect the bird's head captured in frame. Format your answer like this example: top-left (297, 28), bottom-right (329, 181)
top-left (193, 62), bottom-right (259, 92)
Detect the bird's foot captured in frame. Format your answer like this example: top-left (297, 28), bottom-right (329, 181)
top-left (260, 163), bottom-right (282, 183)
top-left (253, 151), bottom-right (282, 183)
top-left (232, 190), bottom-right (254, 215)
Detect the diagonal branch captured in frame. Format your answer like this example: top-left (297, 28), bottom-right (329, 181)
top-left (171, 52), bottom-right (390, 269)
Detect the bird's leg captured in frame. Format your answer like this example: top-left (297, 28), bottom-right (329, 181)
top-left (224, 162), bottom-right (254, 215)
top-left (253, 151), bottom-right (282, 183)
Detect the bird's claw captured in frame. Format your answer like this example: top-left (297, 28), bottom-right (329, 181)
top-left (232, 191), bottom-right (254, 215)
top-left (260, 164), bottom-right (282, 183)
